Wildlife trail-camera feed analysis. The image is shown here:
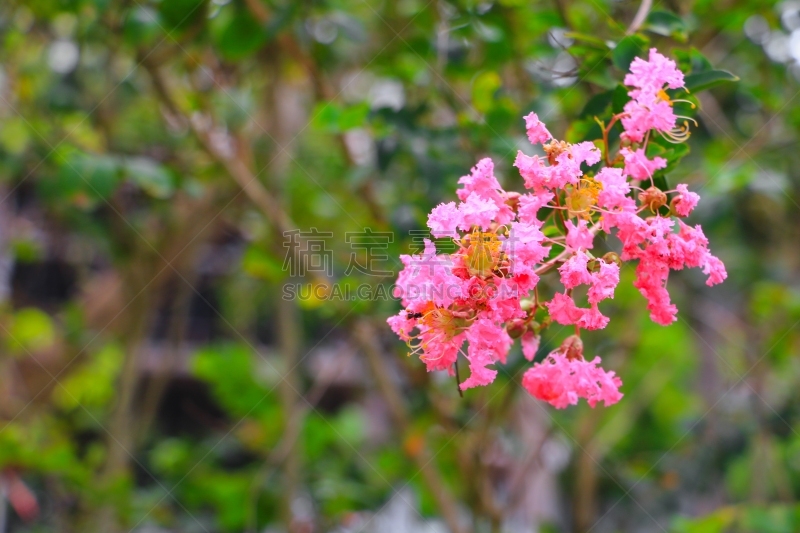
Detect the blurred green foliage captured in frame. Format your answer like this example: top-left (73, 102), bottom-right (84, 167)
top-left (0, 0), bottom-right (798, 532)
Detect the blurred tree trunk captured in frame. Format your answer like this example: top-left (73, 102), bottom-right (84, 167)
top-left (277, 296), bottom-right (302, 530)
top-left (91, 260), bottom-right (155, 533)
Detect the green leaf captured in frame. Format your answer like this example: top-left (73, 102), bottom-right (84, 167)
top-left (312, 102), bottom-right (343, 132)
top-left (565, 117), bottom-right (601, 144)
top-left (213, 8), bottom-right (268, 61)
top-left (47, 151), bottom-right (122, 209)
top-left (580, 89), bottom-right (614, 118)
top-left (672, 506), bottom-right (738, 533)
top-left (242, 246), bottom-right (285, 282)
top-left (611, 84), bottom-right (630, 114)
top-left (158, 0), bottom-right (206, 32)
top-left (684, 69), bottom-right (739, 93)
top-left (471, 71), bottom-right (502, 114)
top-left (649, 138), bottom-right (690, 175)
top-left (123, 6), bottom-right (161, 47)
top-left (191, 344), bottom-right (277, 419)
top-left (675, 47), bottom-right (713, 74)
top-left (311, 102), bottom-right (370, 133)
top-left (337, 102), bottom-right (370, 131)
top-left (645, 10), bottom-right (687, 41)
top-left (74, 154), bottom-right (121, 201)
top-left (653, 174), bottom-right (669, 192)
top-left (123, 157), bottom-right (174, 199)
top-left (53, 343), bottom-right (124, 410)
top-left (485, 102), bottom-right (515, 132)
top-left (612, 34), bottom-right (649, 72)
top-left (7, 308), bottom-right (56, 354)
top-left (0, 117), bottom-right (31, 155)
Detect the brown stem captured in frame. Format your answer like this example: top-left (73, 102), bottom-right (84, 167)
top-left (454, 360), bottom-right (463, 397)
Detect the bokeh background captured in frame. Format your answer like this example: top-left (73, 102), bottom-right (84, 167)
top-left (0, 0), bottom-right (799, 532)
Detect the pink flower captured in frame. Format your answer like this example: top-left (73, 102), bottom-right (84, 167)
top-left (387, 52), bottom-right (726, 406)
top-left (621, 147), bottom-right (667, 181)
top-left (515, 142), bottom-right (598, 191)
top-left (595, 167), bottom-right (633, 210)
top-left (522, 352), bottom-right (623, 409)
top-left (613, 211), bottom-right (650, 255)
top-left (620, 50), bottom-right (684, 143)
top-left (387, 310), bottom-right (415, 341)
top-left (457, 158), bottom-right (502, 201)
top-left (621, 99), bottom-right (677, 143)
top-left (702, 255), bottom-right (727, 286)
top-left (457, 158), bottom-right (515, 225)
top-left (486, 278), bottom-right (527, 322)
top-left (578, 304), bottom-right (610, 330)
top-left (588, 261), bottom-right (620, 304)
top-left (393, 239), bottom-right (437, 306)
top-left (517, 190), bottom-right (554, 225)
top-left (549, 152), bottom-right (583, 189)
top-left (643, 215), bottom-right (675, 244)
top-left (460, 319), bottom-right (513, 390)
top-left (624, 48), bottom-right (685, 101)
top-left (673, 183), bottom-right (700, 217)
top-left (457, 192), bottom-right (499, 231)
top-left (393, 239), bottom-right (463, 309)
top-left (460, 348), bottom-right (497, 390)
top-left (427, 201), bottom-right (460, 238)
top-left (420, 331), bottom-right (465, 372)
top-left (468, 319), bottom-right (512, 363)
top-left (669, 222), bottom-right (709, 268)
top-left (570, 141), bottom-right (602, 167)
top-left (546, 292), bottom-right (584, 325)
top-left (506, 222), bottom-right (550, 265)
top-left (521, 332), bottom-right (540, 361)
top-left (559, 251), bottom-right (592, 289)
top-left (566, 219), bottom-right (594, 251)
top-left (506, 263), bottom-right (538, 294)
top-left (514, 151), bottom-right (551, 190)
top-left (524, 112), bottom-right (552, 145)
top-left (633, 258), bottom-right (677, 325)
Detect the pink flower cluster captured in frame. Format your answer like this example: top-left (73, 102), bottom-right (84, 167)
top-left (523, 350), bottom-right (623, 409)
top-left (387, 49), bottom-right (726, 409)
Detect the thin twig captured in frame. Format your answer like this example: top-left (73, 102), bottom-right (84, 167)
top-left (454, 360), bottom-right (463, 397)
top-left (626, 0), bottom-right (653, 35)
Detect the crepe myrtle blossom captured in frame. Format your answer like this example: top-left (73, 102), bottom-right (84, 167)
top-left (387, 49), bottom-right (727, 409)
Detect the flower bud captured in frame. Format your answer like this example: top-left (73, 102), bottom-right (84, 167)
top-left (506, 318), bottom-right (528, 339)
top-left (638, 186), bottom-right (667, 212)
top-left (602, 252), bottom-right (622, 267)
top-left (558, 334), bottom-right (584, 361)
top-left (543, 139), bottom-right (570, 163)
top-left (504, 191), bottom-right (521, 212)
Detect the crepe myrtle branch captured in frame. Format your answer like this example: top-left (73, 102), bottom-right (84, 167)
top-left (387, 48), bottom-right (726, 409)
